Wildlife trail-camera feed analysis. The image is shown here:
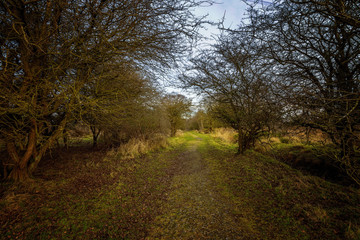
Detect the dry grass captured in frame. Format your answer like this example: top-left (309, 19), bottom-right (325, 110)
top-left (276, 127), bottom-right (331, 145)
top-left (175, 130), bottom-right (184, 137)
top-left (210, 128), bottom-right (237, 143)
top-left (254, 128), bottom-right (332, 154)
top-left (109, 134), bottom-right (168, 159)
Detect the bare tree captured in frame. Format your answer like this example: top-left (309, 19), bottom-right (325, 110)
top-left (244, 0), bottom-right (360, 183)
top-left (81, 62), bottom-right (149, 147)
top-left (163, 94), bottom-right (192, 137)
top-left (181, 32), bottom-right (279, 154)
top-left (0, 0), bottom-right (212, 181)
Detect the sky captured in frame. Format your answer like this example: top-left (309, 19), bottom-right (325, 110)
top-left (195, 0), bottom-right (249, 38)
top-left (164, 0), bottom-right (249, 101)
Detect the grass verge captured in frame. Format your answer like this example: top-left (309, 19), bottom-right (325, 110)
top-left (197, 133), bottom-right (360, 240)
top-left (0, 136), bottom-right (187, 239)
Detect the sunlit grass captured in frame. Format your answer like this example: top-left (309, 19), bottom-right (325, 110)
top-left (1, 131), bottom-right (359, 239)
top-left (194, 131), bottom-right (360, 240)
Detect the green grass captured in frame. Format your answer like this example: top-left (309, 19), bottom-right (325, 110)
top-left (0, 137), bottom-right (187, 239)
top-left (196, 133), bottom-right (360, 239)
top-left (0, 131), bottom-right (359, 239)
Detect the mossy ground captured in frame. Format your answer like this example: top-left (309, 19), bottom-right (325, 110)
top-left (0, 132), bottom-right (359, 239)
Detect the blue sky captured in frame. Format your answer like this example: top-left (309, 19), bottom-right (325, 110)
top-left (194, 0), bottom-right (249, 41)
top-left (164, 1), bottom-right (249, 99)
top-left (164, 0), bottom-right (274, 105)
top-left (193, 0), bottom-right (273, 44)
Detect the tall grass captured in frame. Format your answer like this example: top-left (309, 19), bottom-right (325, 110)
top-left (210, 128), bottom-right (237, 144)
top-left (109, 134), bottom-right (168, 159)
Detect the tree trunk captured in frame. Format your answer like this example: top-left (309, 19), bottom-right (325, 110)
top-left (237, 130), bottom-right (244, 155)
top-left (6, 116), bottom-right (68, 181)
top-left (170, 124), bottom-right (176, 137)
top-left (236, 129), bottom-right (254, 155)
top-left (93, 134), bottom-right (98, 148)
top-left (63, 129), bottom-right (68, 149)
top-left (90, 126), bottom-right (101, 148)
top-left (340, 132), bottom-right (355, 160)
top-left (199, 118), bottom-right (204, 132)
top-left (305, 127), bottom-right (311, 145)
top-left (6, 143), bottom-right (32, 182)
top-left (8, 166), bottom-right (30, 182)
top-left (6, 120), bottom-right (37, 182)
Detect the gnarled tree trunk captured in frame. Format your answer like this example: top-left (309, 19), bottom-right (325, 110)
top-left (6, 120), bottom-right (37, 181)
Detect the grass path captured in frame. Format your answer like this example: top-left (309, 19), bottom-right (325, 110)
top-left (147, 134), bottom-right (249, 239)
top-left (147, 132), bottom-right (360, 239)
top-left (1, 132), bottom-right (359, 239)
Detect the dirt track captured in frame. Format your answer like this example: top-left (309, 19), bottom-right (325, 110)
top-left (147, 136), bottom-right (251, 239)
